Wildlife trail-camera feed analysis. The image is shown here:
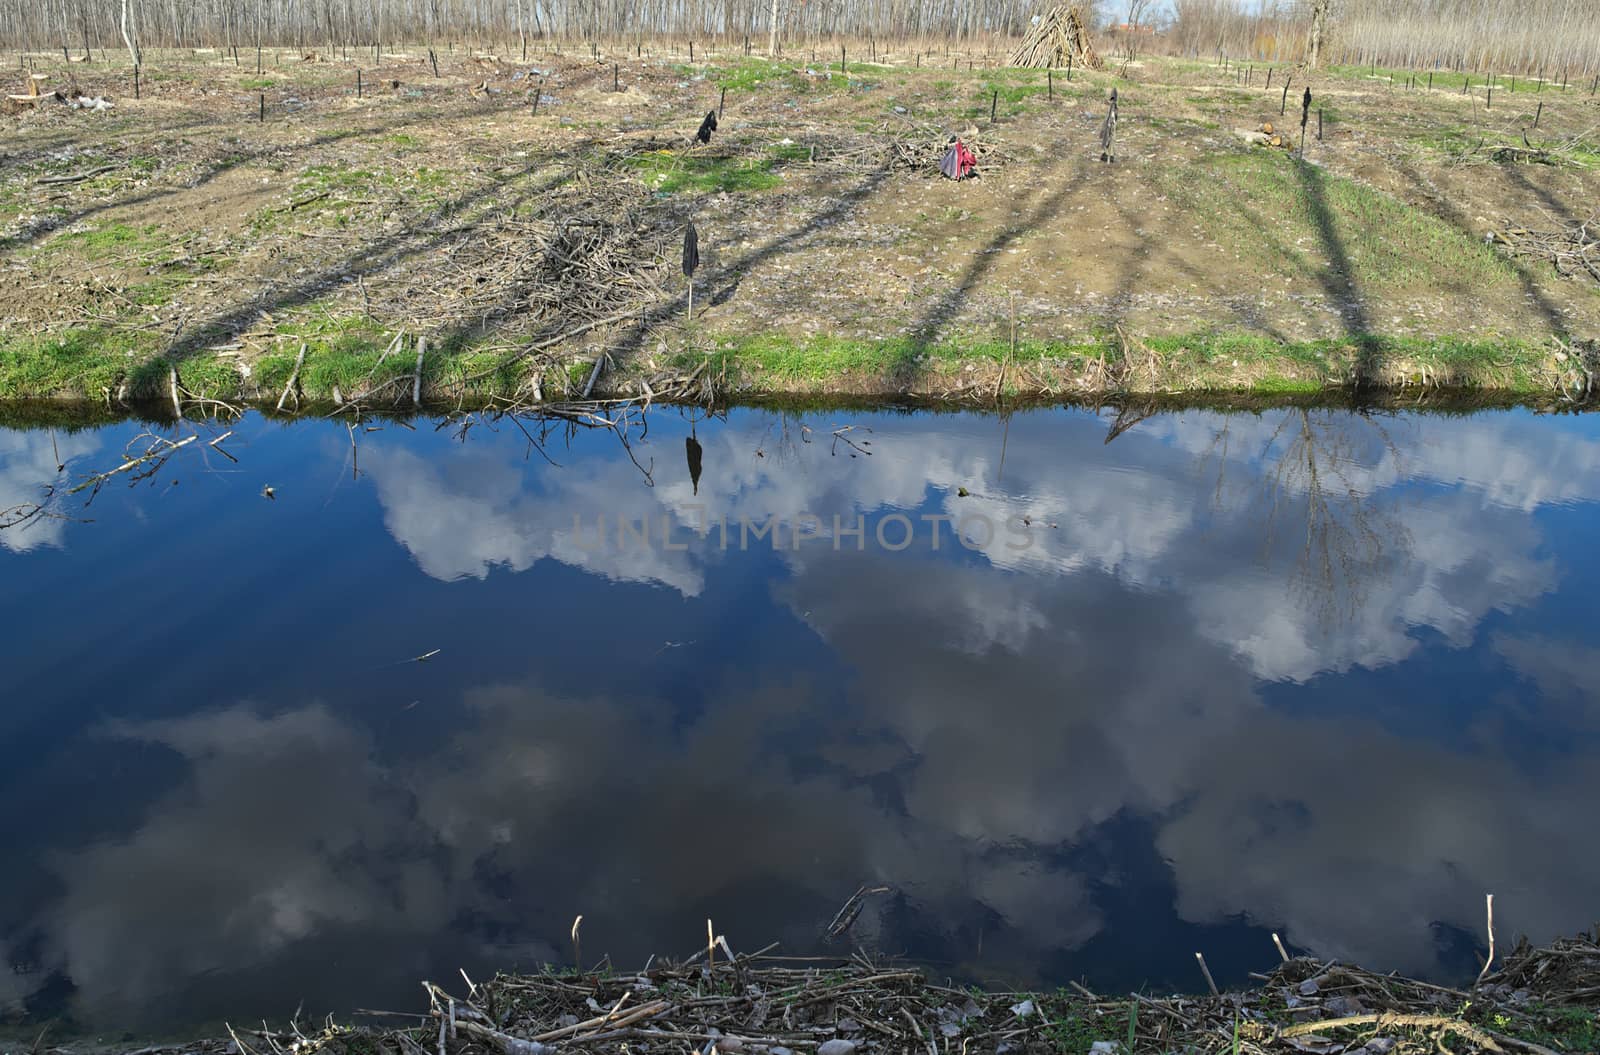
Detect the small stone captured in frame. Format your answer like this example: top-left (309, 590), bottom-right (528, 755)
top-left (817, 1042), bottom-right (856, 1055)
top-left (1009, 1000), bottom-right (1035, 1019)
top-left (1298, 979), bottom-right (1321, 996)
top-left (1324, 996), bottom-right (1366, 1017)
top-left (1361, 1039), bottom-right (1397, 1055)
top-left (715, 1038), bottom-right (744, 1053)
top-left (1089, 1043), bottom-right (1120, 1055)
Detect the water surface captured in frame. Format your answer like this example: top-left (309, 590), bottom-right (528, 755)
top-left (3, 402), bottom-right (1599, 1034)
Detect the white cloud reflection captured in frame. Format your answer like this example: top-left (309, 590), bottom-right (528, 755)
top-left (0, 429), bottom-right (100, 553)
top-left (10, 406), bottom-right (1600, 1027)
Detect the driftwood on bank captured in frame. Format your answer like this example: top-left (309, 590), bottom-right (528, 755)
top-left (85, 931), bottom-right (1592, 1055)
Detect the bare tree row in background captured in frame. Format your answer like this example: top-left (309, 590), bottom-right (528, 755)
top-left (1170, 0), bottom-right (1599, 79)
top-left (0, 0), bottom-right (1596, 79)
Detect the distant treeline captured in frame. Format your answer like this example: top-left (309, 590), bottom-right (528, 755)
top-left (1, 0), bottom-right (1596, 80)
top-left (1170, 0), bottom-right (1599, 79)
top-left (0, 0), bottom-right (1046, 56)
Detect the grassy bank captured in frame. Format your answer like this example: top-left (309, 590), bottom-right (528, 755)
top-left (0, 327), bottom-right (1593, 405)
top-left (18, 934), bottom-right (1598, 1055)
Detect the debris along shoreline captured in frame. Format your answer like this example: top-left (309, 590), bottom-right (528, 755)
top-left (36, 932), bottom-right (1597, 1055)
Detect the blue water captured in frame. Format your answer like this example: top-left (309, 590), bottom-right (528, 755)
top-left (2, 403), bottom-right (1598, 1033)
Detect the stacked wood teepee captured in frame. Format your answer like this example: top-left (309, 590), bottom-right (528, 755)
top-left (1009, 5), bottom-right (1104, 70)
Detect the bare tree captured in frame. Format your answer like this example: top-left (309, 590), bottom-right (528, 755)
top-left (1307, 0), bottom-right (1330, 67)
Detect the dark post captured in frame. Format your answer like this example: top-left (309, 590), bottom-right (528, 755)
top-left (840, 43), bottom-right (845, 74)
top-left (134, 64), bottom-right (140, 98)
top-left (990, 88), bottom-right (998, 121)
top-left (1047, 68), bottom-right (1052, 99)
top-left (357, 67), bottom-right (362, 96)
top-left (1266, 68), bottom-right (1272, 90)
top-left (1067, 51), bottom-right (1072, 80)
top-left (1428, 71), bottom-right (1433, 90)
top-left (1487, 83), bottom-right (1492, 108)
top-left (1534, 100), bottom-right (1542, 127)
top-left (613, 62), bottom-right (618, 90)
top-left (1281, 83), bottom-right (1289, 114)
top-left (259, 91), bottom-right (265, 120)
top-left (257, 45), bottom-right (262, 72)
top-left (1317, 106), bottom-right (1323, 141)
top-left (1299, 87), bottom-right (1310, 154)
top-left (689, 40), bottom-right (693, 62)
top-left (718, 87), bottom-right (725, 117)
top-left (1510, 75), bottom-right (1515, 92)
top-left (429, 48), bottom-right (438, 76)
top-left (62, 44), bottom-right (69, 62)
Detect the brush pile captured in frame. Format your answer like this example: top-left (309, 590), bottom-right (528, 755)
top-left (147, 931), bottom-right (1600, 1055)
top-left (380, 171), bottom-right (673, 340)
top-left (1490, 214), bottom-right (1600, 284)
top-left (1009, 5), bottom-right (1104, 70)
top-left (888, 133), bottom-right (1007, 175)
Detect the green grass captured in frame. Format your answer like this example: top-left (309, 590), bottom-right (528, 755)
top-left (1497, 1005), bottom-right (1600, 1052)
top-left (676, 333), bottom-right (1113, 385)
top-left (47, 221), bottom-right (164, 255)
top-left (623, 151), bottom-right (786, 193)
top-left (1039, 996), bottom-right (1133, 1054)
top-left (1157, 150), bottom-right (1515, 290)
top-left (708, 56), bottom-right (872, 95)
top-left (670, 328), bottom-right (1550, 396)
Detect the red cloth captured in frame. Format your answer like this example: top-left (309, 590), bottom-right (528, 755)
top-left (940, 139), bottom-right (977, 180)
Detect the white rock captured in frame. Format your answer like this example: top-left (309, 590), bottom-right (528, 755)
top-left (1009, 999), bottom-right (1035, 1018)
top-left (1089, 1043), bottom-right (1120, 1055)
top-left (817, 1042), bottom-right (856, 1055)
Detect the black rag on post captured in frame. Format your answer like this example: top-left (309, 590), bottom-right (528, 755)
top-left (696, 109), bottom-right (718, 143)
top-left (682, 223), bottom-right (699, 277)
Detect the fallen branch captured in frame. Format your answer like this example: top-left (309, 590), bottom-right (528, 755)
top-left (1282, 1013), bottom-right (1503, 1051)
top-left (67, 434), bottom-right (197, 495)
top-left (276, 343), bottom-right (307, 412)
top-left (36, 164), bottom-right (118, 185)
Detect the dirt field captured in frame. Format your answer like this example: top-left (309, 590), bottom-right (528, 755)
top-left (2, 42), bottom-right (1598, 403)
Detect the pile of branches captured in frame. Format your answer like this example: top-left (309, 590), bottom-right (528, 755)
top-left (382, 173), bottom-right (673, 343)
top-left (1009, 4), bottom-right (1104, 70)
top-left (887, 133), bottom-right (1008, 175)
top-left (49, 930), bottom-right (1600, 1055)
top-left (389, 935), bottom-right (1596, 1055)
top-left (1491, 212), bottom-right (1600, 283)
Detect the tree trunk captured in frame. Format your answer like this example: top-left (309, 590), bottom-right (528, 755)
top-left (1307, 0), bottom-right (1329, 68)
top-left (766, 0), bottom-right (777, 54)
